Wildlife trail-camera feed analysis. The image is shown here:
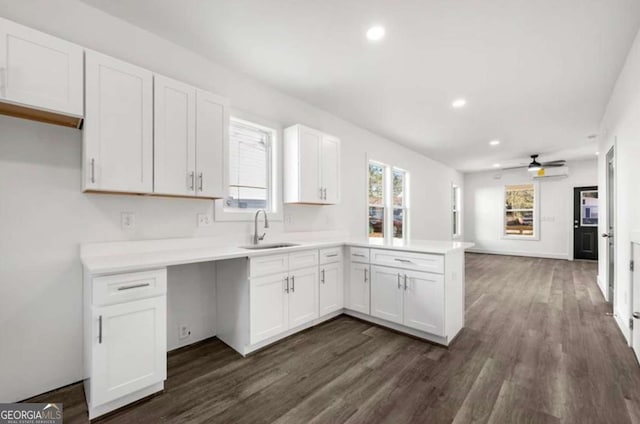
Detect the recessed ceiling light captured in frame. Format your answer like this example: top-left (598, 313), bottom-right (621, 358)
top-left (493, 163), bottom-right (501, 168)
top-left (489, 140), bottom-right (500, 146)
top-left (452, 98), bottom-right (467, 108)
top-left (595, 151), bottom-right (600, 156)
top-left (366, 26), bottom-right (385, 41)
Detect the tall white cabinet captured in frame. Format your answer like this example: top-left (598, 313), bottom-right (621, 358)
top-left (284, 124), bottom-right (341, 204)
top-left (0, 17), bottom-right (83, 127)
top-left (83, 51), bottom-right (154, 194)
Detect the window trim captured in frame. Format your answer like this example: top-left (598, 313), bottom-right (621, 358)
top-left (502, 181), bottom-right (540, 240)
top-left (215, 112), bottom-right (283, 222)
top-left (366, 156), bottom-right (410, 244)
top-left (452, 184), bottom-right (462, 240)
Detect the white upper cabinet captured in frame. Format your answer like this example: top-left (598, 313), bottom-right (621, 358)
top-left (284, 124), bottom-right (341, 205)
top-left (0, 17), bottom-right (83, 126)
top-left (84, 50), bottom-right (153, 193)
top-left (153, 75), bottom-right (196, 196)
top-left (195, 89), bottom-right (227, 198)
top-left (153, 77), bottom-right (226, 198)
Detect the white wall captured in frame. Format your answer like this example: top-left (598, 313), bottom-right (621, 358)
top-left (597, 27), bottom-right (640, 342)
top-left (464, 160), bottom-right (598, 260)
top-left (0, 1), bottom-right (463, 402)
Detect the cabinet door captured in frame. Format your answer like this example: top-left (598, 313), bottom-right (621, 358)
top-left (250, 272), bottom-right (289, 344)
top-left (288, 266), bottom-right (319, 328)
top-left (346, 262), bottom-right (370, 314)
top-left (403, 270), bottom-right (444, 335)
top-left (370, 265), bottom-right (404, 324)
top-left (298, 126), bottom-right (322, 202)
top-left (91, 296), bottom-right (166, 407)
top-left (153, 75), bottom-right (196, 196)
top-left (321, 135), bottom-right (340, 204)
top-left (319, 262), bottom-right (343, 315)
top-left (84, 51), bottom-right (153, 193)
top-left (0, 17), bottom-right (83, 116)
top-left (195, 90), bottom-right (227, 198)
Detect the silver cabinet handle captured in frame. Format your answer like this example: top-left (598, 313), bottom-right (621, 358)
top-left (98, 315), bottom-right (103, 344)
top-left (117, 283), bottom-right (150, 291)
top-left (90, 158), bottom-right (96, 184)
top-left (404, 274), bottom-right (408, 291)
top-left (364, 268), bottom-right (368, 283)
top-left (284, 276), bottom-right (289, 293)
top-left (394, 258), bottom-right (412, 263)
top-left (321, 269), bottom-right (325, 284)
top-left (291, 275), bottom-right (295, 292)
top-left (353, 253), bottom-right (366, 258)
top-left (188, 171), bottom-right (195, 191)
top-left (326, 253), bottom-right (338, 258)
top-left (323, 188), bottom-right (327, 200)
top-left (198, 172), bottom-right (204, 192)
top-left (0, 67), bottom-right (6, 98)
top-left (397, 273), bottom-right (401, 289)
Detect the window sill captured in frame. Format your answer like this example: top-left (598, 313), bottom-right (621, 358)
top-left (501, 234), bottom-right (540, 241)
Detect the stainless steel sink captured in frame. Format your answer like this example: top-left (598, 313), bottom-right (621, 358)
top-left (240, 243), bottom-right (300, 250)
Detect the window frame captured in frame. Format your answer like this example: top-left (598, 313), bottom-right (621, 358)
top-left (502, 182), bottom-right (539, 240)
top-left (215, 112), bottom-right (283, 222)
top-left (452, 184), bottom-right (462, 239)
top-left (366, 157), bottom-right (410, 244)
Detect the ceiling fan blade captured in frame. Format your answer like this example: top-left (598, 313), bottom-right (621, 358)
top-left (541, 162), bottom-right (566, 167)
top-left (502, 165), bottom-right (527, 170)
top-left (541, 160), bottom-right (566, 166)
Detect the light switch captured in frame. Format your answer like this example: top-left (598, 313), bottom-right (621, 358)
top-left (121, 212), bottom-right (135, 230)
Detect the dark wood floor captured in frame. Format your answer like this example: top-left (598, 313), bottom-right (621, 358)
top-left (27, 254), bottom-right (640, 423)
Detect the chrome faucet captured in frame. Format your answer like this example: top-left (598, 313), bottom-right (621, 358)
top-left (253, 209), bottom-right (269, 244)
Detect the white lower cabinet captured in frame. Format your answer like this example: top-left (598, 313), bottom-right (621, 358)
top-left (403, 269), bottom-right (444, 335)
top-left (346, 262), bottom-right (370, 314)
top-left (319, 261), bottom-right (343, 315)
top-left (370, 265), bottom-right (445, 336)
top-left (370, 265), bottom-right (403, 324)
top-left (90, 297), bottom-right (167, 406)
top-left (249, 253), bottom-right (319, 345)
top-left (250, 272), bottom-right (289, 344)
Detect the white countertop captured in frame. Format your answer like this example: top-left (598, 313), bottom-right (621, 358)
top-left (80, 235), bottom-right (474, 275)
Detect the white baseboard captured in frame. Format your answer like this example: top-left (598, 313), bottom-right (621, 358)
top-left (596, 275), bottom-right (608, 301)
top-left (614, 313), bottom-right (631, 345)
top-left (466, 248), bottom-right (569, 260)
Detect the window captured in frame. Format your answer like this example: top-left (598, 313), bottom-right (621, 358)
top-left (581, 190), bottom-right (598, 227)
top-left (504, 183), bottom-right (537, 238)
top-left (368, 160), bottom-right (409, 243)
top-left (452, 185), bottom-right (461, 238)
top-left (216, 116), bottom-right (280, 221)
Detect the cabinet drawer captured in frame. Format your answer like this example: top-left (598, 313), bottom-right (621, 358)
top-left (370, 249), bottom-right (444, 274)
top-left (250, 254), bottom-right (289, 278)
top-left (289, 250), bottom-right (319, 270)
top-left (348, 247), bottom-right (370, 263)
top-left (93, 269), bottom-right (167, 306)
top-left (319, 247), bottom-right (342, 265)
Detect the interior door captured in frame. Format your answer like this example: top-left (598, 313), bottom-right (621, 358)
top-left (321, 136), bottom-right (340, 204)
top-left (605, 147), bottom-right (616, 302)
top-left (91, 297), bottom-right (166, 407)
top-left (370, 265), bottom-right (404, 324)
top-left (319, 262), bottom-right (343, 315)
top-left (346, 262), bottom-right (370, 314)
top-left (153, 75), bottom-right (196, 196)
top-left (0, 17), bottom-right (83, 116)
top-left (573, 186), bottom-right (599, 260)
top-left (403, 270), bottom-right (445, 335)
top-left (298, 126), bottom-right (322, 203)
top-left (632, 245), bottom-right (640, 364)
top-left (250, 272), bottom-right (289, 344)
top-left (288, 267), bottom-right (319, 328)
top-left (195, 90), bottom-right (227, 198)
top-left (84, 50), bottom-right (153, 193)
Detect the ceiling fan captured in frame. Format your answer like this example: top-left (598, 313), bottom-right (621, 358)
top-left (506, 154), bottom-right (566, 172)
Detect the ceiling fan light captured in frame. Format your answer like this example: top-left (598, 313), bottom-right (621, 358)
top-left (528, 165), bottom-right (541, 172)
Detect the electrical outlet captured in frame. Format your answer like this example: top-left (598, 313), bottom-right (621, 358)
top-left (179, 324), bottom-right (191, 340)
top-left (285, 215), bottom-right (293, 224)
top-left (197, 213), bottom-right (212, 227)
top-left (121, 212), bottom-right (135, 230)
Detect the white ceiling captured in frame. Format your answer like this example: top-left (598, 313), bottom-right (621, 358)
top-left (81, 0), bottom-right (640, 172)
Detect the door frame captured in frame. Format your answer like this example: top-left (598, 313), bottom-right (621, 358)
top-left (606, 146), bottom-right (616, 304)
